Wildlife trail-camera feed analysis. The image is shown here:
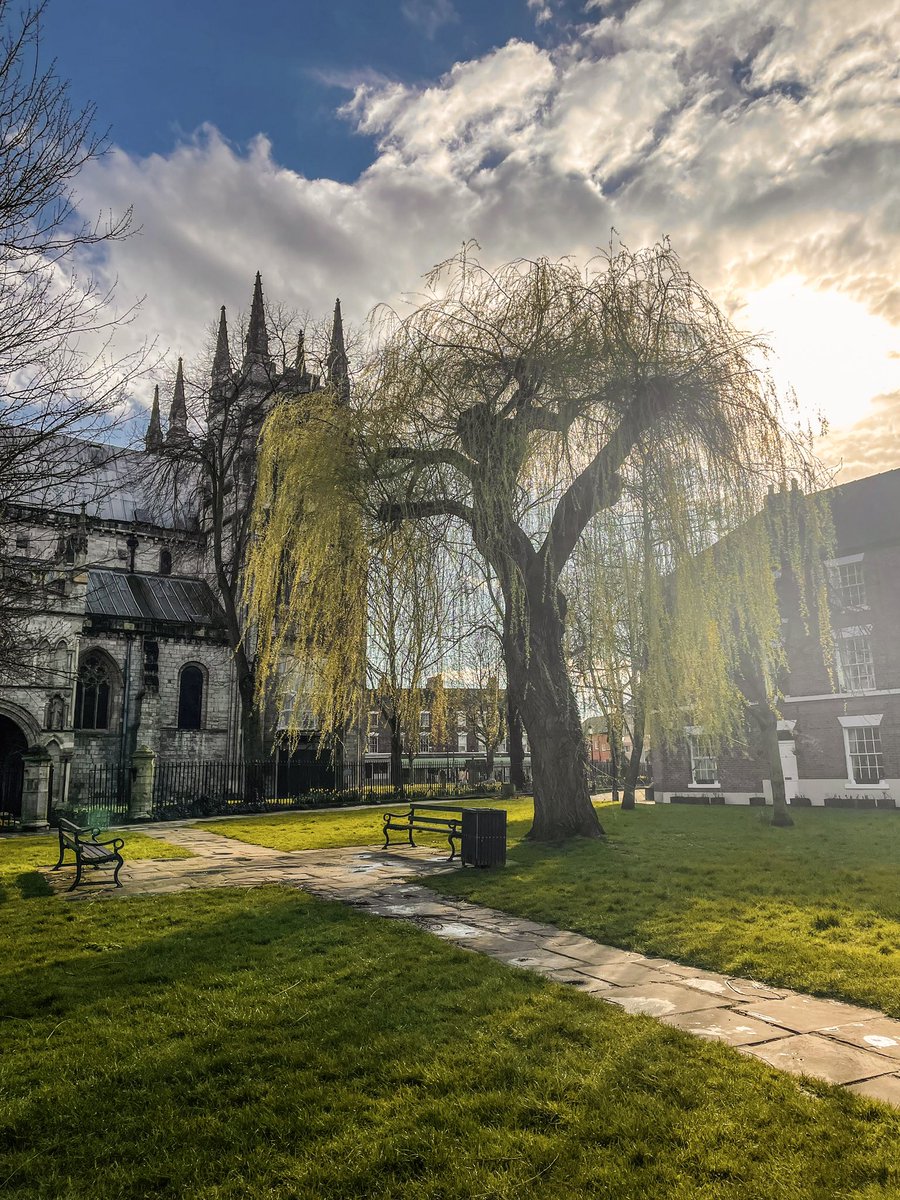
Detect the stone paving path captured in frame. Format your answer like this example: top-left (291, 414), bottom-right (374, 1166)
top-left (47, 824), bottom-right (900, 1108)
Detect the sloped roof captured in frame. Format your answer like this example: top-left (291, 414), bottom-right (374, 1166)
top-left (826, 468), bottom-right (900, 554)
top-left (86, 569), bottom-right (226, 628)
top-left (13, 435), bottom-right (202, 530)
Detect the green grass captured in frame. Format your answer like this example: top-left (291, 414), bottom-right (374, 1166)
top-left (196, 799), bottom-right (900, 1016)
top-left (435, 802), bottom-right (900, 1016)
top-left (1, 841), bottom-right (899, 1198)
top-left (192, 794), bottom-right (534, 853)
top-left (0, 830), bottom-right (191, 905)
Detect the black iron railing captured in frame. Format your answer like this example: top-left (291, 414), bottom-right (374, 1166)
top-left (54, 755), bottom-right (527, 825)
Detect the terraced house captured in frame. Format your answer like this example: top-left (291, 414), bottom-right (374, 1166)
top-left (655, 468), bottom-right (900, 809)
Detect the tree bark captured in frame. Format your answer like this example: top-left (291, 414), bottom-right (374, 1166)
top-left (237, 661), bottom-right (262, 760)
top-left (505, 589), bottom-right (603, 840)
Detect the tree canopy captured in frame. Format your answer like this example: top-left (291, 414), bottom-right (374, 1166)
top-left (245, 241), bottom-right (827, 841)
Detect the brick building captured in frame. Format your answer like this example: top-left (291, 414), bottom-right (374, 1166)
top-left (654, 468), bottom-right (900, 807)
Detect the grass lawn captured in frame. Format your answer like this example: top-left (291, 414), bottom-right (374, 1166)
top-left (192, 795), bottom-right (534, 854)
top-left (2, 838), bottom-right (899, 1198)
top-left (196, 799), bottom-right (900, 1016)
top-left (0, 829), bottom-right (191, 902)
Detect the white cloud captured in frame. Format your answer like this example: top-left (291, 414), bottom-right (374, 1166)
top-left (76, 0), bottom-right (900, 477)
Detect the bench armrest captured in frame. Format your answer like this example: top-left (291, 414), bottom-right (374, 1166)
top-left (92, 837), bottom-right (125, 852)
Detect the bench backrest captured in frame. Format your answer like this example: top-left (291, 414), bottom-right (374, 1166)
top-left (57, 818), bottom-right (92, 849)
top-left (408, 803), bottom-right (467, 817)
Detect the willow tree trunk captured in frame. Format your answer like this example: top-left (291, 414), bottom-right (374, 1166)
top-left (505, 593), bottom-right (603, 840)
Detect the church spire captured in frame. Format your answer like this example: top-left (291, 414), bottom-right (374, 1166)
top-left (245, 271), bottom-right (270, 362)
top-left (145, 384), bottom-right (162, 451)
top-left (212, 305), bottom-right (231, 383)
top-left (327, 298), bottom-right (350, 404)
top-left (166, 357), bottom-right (188, 446)
top-left (294, 328), bottom-right (306, 375)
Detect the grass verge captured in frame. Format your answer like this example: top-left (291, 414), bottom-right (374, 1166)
top-left (434, 802), bottom-right (900, 1016)
top-left (195, 799), bottom-right (900, 1015)
top-left (1, 863), bottom-right (899, 1197)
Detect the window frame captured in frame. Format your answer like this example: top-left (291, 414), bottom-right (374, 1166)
top-left (838, 714), bottom-right (886, 788)
top-left (176, 663), bottom-right (206, 731)
top-left (74, 651), bottom-right (115, 731)
top-left (686, 727), bottom-right (720, 789)
top-left (837, 626), bottom-right (876, 692)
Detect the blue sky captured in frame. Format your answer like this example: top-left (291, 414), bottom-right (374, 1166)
top-left (43, 0), bottom-right (555, 181)
top-left (39, 0), bottom-right (900, 480)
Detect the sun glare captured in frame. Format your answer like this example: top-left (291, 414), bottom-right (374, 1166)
top-left (737, 278), bottom-right (900, 433)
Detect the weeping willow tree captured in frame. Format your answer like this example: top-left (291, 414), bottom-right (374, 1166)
top-left (245, 240), bottom-right (830, 842)
top-left (568, 452), bottom-right (833, 823)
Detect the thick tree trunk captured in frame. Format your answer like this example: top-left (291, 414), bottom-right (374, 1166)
top-left (237, 668), bottom-right (263, 761)
top-left (485, 745), bottom-right (495, 779)
top-left (506, 593), bottom-right (603, 841)
top-left (506, 690), bottom-right (527, 791)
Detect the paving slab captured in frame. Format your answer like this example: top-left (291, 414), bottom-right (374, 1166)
top-left (544, 967), bottom-right (616, 993)
top-left (846, 1074), bottom-right (900, 1105)
top-left (741, 1034), bottom-right (897, 1084)
top-left (736, 995), bottom-right (881, 1035)
top-left (603, 983), bottom-right (732, 1018)
top-left (574, 960), bottom-right (683, 987)
top-left (819, 1018), bottom-right (900, 1060)
top-left (660, 1007), bottom-right (786, 1046)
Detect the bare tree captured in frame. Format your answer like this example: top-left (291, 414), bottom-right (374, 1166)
top-left (0, 0), bottom-right (150, 676)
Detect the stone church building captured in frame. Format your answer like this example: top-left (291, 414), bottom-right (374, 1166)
top-left (0, 274), bottom-right (351, 826)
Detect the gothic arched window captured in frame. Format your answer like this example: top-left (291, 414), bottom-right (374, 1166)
top-left (177, 664), bottom-right (204, 730)
top-left (159, 548), bottom-right (172, 576)
top-left (74, 653), bottom-right (111, 730)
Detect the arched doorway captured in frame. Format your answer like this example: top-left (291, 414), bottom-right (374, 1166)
top-left (0, 714), bottom-right (27, 823)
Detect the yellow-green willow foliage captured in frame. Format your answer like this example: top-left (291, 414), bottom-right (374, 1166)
top-left (244, 392), bottom-right (368, 744)
top-left (570, 459), bottom-right (835, 757)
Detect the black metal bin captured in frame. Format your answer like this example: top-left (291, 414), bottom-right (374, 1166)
top-left (461, 807), bottom-right (507, 868)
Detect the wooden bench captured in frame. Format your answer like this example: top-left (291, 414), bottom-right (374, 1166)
top-left (52, 818), bottom-right (125, 892)
top-left (382, 804), bottom-right (465, 860)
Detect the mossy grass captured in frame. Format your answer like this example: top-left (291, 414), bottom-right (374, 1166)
top-left (196, 799), bottom-right (900, 1015)
top-left (2, 849), bottom-right (899, 1197)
